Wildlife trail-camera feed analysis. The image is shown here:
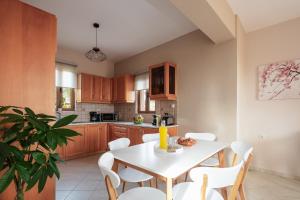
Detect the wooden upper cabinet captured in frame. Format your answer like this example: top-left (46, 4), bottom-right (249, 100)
top-left (149, 62), bottom-right (177, 100)
top-left (113, 74), bottom-right (135, 103)
top-left (102, 77), bottom-right (113, 103)
top-left (79, 73), bottom-right (93, 102)
top-left (78, 73), bottom-right (112, 103)
top-left (93, 76), bottom-right (102, 102)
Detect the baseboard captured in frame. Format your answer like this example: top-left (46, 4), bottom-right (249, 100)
top-left (250, 166), bottom-right (300, 181)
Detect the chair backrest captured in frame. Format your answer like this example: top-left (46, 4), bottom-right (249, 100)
top-left (185, 133), bottom-right (217, 141)
top-left (98, 152), bottom-right (120, 200)
top-left (108, 138), bottom-right (130, 151)
top-left (189, 161), bottom-right (244, 189)
top-left (231, 141), bottom-right (253, 166)
top-left (142, 133), bottom-right (160, 143)
top-left (98, 152), bottom-right (114, 170)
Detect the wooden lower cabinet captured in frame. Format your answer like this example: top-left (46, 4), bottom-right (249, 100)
top-left (58, 124), bottom-right (108, 161)
top-left (57, 124), bottom-right (177, 161)
top-left (109, 124), bottom-right (178, 145)
top-left (65, 126), bottom-right (86, 160)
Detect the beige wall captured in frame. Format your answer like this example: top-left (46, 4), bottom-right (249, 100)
top-left (240, 17), bottom-right (300, 178)
top-left (56, 46), bottom-right (114, 77)
top-left (116, 30), bottom-right (237, 142)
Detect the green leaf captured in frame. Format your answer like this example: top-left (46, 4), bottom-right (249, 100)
top-left (46, 133), bottom-right (57, 150)
top-left (0, 165), bottom-right (15, 193)
top-left (49, 158), bottom-right (60, 179)
top-left (52, 115), bottom-right (77, 129)
top-left (37, 114), bottom-right (56, 119)
top-left (32, 152), bottom-right (46, 165)
top-left (27, 117), bottom-right (47, 131)
top-left (16, 164), bottom-right (30, 182)
top-left (25, 107), bottom-right (36, 118)
top-left (38, 167), bottom-right (47, 193)
top-left (12, 108), bottom-right (23, 115)
top-left (50, 153), bottom-right (60, 161)
top-left (26, 168), bottom-right (42, 191)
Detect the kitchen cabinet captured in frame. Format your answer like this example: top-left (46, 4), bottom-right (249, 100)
top-left (86, 124), bottom-right (108, 153)
top-left (65, 126), bottom-right (87, 160)
top-left (93, 76), bottom-right (103, 102)
top-left (79, 73), bottom-right (93, 102)
top-left (128, 127), bottom-right (143, 145)
top-left (102, 77), bottom-right (113, 103)
top-left (113, 74), bottom-right (135, 103)
top-left (60, 124), bottom-right (108, 160)
top-left (78, 73), bottom-right (113, 103)
top-left (109, 124), bottom-right (129, 141)
top-left (149, 62), bottom-right (177, 100)
top-left (109, 124), bottom-right (178, 145)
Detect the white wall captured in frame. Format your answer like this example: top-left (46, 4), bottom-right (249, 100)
top-left (239, 17), bottom-right (300, 178)
top-left (56, 46), bottom-right (114, 77)
top-left (116, 30), bottom-right (237, 143)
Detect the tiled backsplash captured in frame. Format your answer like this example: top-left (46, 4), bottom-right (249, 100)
top-left (115, 100), bottom-right (177, 123)
top-left (58, 103), bottom-right (114, 122)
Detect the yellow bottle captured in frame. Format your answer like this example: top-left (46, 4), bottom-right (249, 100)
top-left (159, 121), bottom-right (168, 150)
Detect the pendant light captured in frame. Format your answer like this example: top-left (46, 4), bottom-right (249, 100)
top-left (85, 23), bottom-right (107, 62)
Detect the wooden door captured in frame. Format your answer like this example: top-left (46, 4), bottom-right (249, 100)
top-left (86, 125), bottom-right (100, 153)
top-left (117, 76), bottom-right (126, 101)
top-left (99, 124), bottom-right (108, 151)
top-left (102, 77), bottom-right (112, 102)
top-left (93, 76), bottom-right (102, 102)
top-left (129, 127), bottom-right (142, 145)
top-left (65, 126), bottom-right (86, 159)
top-left (81, 73), bottom-right (93, 102)
top-left (112, 77), bottom-right (118, 102)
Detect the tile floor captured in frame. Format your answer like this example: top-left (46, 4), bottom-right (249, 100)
top-left (56, 154), bottom-right (300, 200)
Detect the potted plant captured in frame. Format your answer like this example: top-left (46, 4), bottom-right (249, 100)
top-left (0, 106), bottom-right (80, 200)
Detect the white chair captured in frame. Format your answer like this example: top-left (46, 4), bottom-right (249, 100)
top-left (183, 133), bottom-right (219, 181)
top-left (230, 141), bottom-right (253, 200)
top-left (98, 152), bottom-right (166, 200)
top-left (108, 138), bottom-right (153, 192)
top-left (173, 161), bottom-right (245, 200)
top-left (142, 133), bottom-right (160, 143)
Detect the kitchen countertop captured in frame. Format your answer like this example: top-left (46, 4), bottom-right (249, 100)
top-left (69, 121), bottom-right (179, 128)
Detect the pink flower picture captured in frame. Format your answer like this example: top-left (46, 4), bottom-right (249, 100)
top-left (258, 59), bottom-right (300, 100)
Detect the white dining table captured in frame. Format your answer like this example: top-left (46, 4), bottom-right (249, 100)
top-left (111, 140), bottom-right (229, 200)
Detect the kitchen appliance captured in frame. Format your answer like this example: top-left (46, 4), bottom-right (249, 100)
top-left (89, 112), bottom-right (100, 122)
top-left (100, 113), bottom-right (118, 122)
top-left (152, 114), bottom-right (161, 126)
top-left (161, 113), bottom-right (175, 126)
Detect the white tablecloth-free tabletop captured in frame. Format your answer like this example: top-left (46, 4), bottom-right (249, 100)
top-left (111, 141), bottom-right (229, 200)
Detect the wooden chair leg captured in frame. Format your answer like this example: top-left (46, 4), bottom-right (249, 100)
top-left (149, 179), bottom-right (153, 187)
top-left (184, 172), bottom-right (188, 181)
top-left (140, 181), bottom-right (144, 187)
top-left (122, 181), bottom-right (126, 193)
top-left (239, 184), bottom-right (246, 200)
top-left (155, 178), bottom-right (158, 188)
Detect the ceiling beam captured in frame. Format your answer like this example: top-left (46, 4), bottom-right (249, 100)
top-left (168, 0), bottom-right (236, 44)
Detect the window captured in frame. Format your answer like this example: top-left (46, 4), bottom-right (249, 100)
top-left (56, 87), bottom-right (75, 111)
top-left (137, 89), bottom-right (155, 113)
top-left (55, 62), bottom-right (77, 111)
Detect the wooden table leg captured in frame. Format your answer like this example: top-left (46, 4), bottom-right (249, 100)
top-left (166, 178), bottom-right (173, 200)
top-left (218, 150), bottom-right (228, 200)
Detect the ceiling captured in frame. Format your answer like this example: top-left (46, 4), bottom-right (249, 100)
top-left (227, 0), bottom-right (300, 32)
top-left (22, 0), bottom-right (197, 62)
